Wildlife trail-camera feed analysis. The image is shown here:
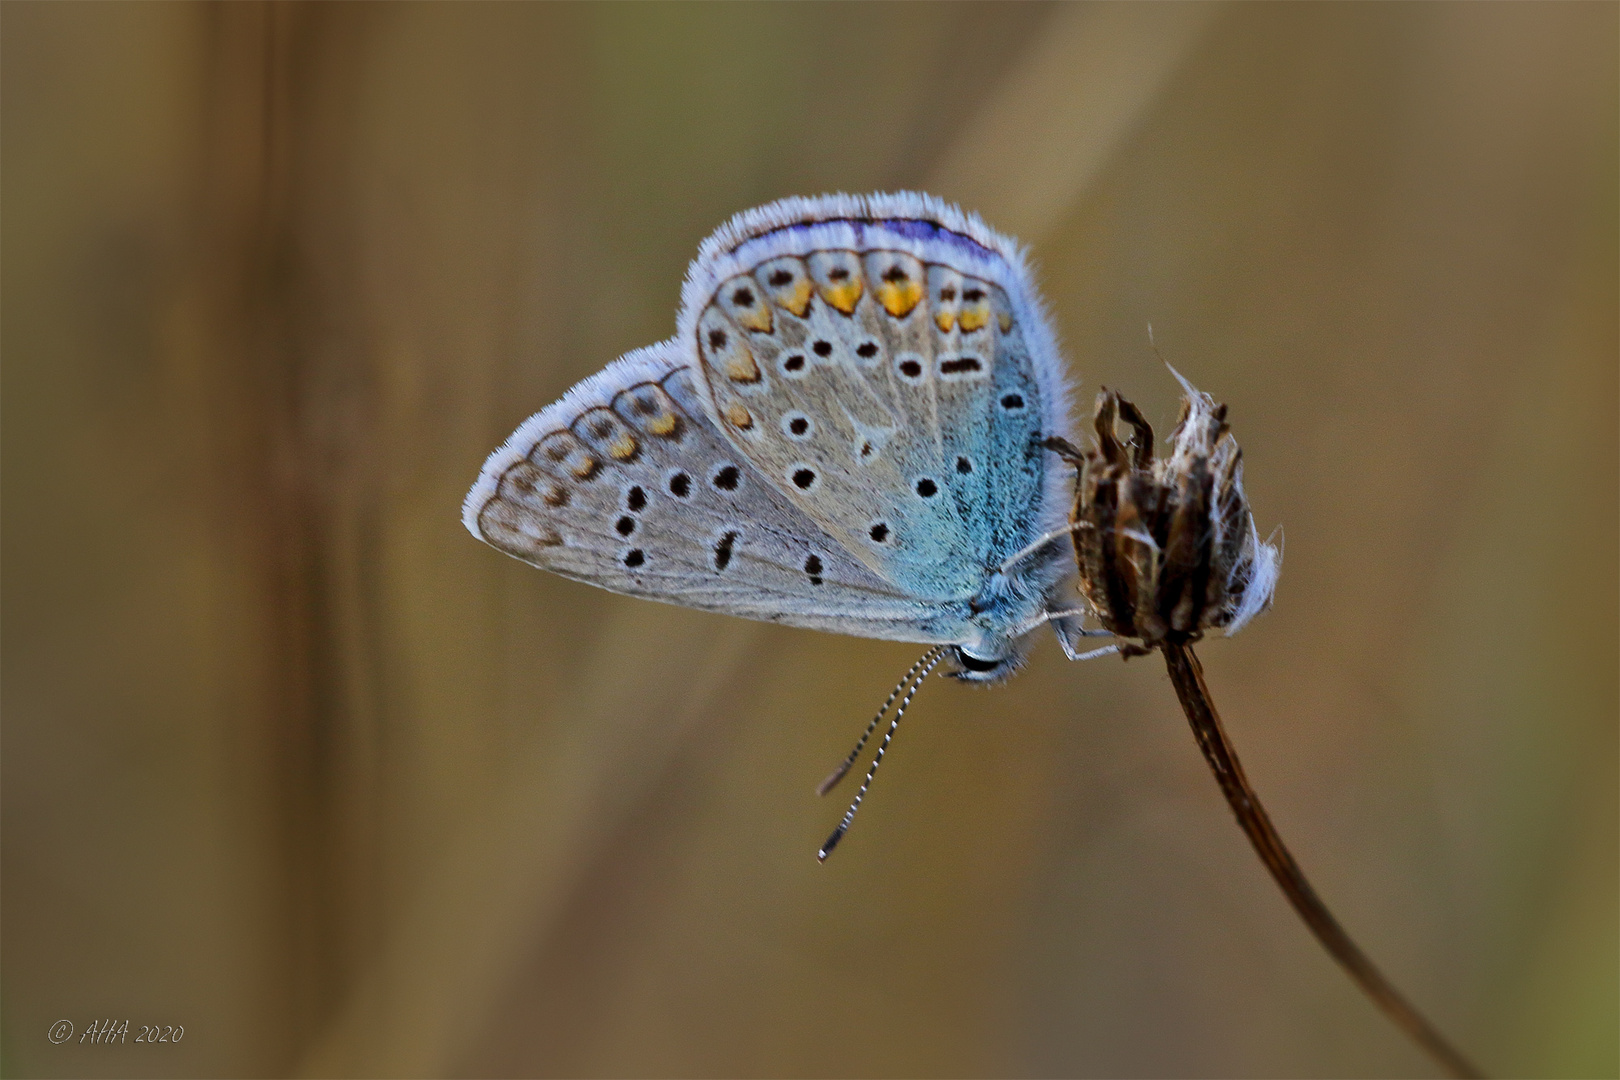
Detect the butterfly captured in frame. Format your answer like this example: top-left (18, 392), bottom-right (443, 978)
top-left (463, 192), bottom-right (1113, 693)
top-left (466, 197), bottom-right (1467, 1080)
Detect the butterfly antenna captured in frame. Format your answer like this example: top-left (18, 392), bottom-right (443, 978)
top-left (818, 646), bottom-right (947, 862)
top-left (817, 646), bottom-right (943, 796)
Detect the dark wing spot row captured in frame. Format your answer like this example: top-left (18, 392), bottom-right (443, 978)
top-left (699, 253), bottom-right (1015, 386)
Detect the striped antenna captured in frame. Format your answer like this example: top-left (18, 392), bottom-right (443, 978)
top-left (818, 646), bottom-right (948, 861)
top-left (817, 646), bottom-right (944, 797)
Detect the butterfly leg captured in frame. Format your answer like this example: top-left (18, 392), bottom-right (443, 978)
top-left (1064, 642), bottom-right (1121, 662)
top-left (1052, 614), bottom-right (1118, 661)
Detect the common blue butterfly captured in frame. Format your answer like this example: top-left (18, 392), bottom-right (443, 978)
top-left (458, 194), bottom-right (1482, 1076)
top-left (464, 192), bottom-right (1106, 685)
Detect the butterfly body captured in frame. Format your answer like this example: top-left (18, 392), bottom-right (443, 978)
top-left (465, 193), bottom-right (1079, 680)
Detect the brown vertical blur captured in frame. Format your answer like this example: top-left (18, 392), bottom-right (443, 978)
top-left (3, 3), bottom-right (1613, 1077)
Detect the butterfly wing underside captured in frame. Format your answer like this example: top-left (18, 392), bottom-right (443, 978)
top-left (680, 199), bottom-right (1067, 606)
top-left (465, 194), bottom-right (1075, 649)
top-left (463, 343), bottom-right (960, 641)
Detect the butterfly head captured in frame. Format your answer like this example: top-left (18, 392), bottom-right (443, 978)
top-left (946, 643), bottom-right (1028, 684)
top-left (945, 585), bottom-right (1057, 684)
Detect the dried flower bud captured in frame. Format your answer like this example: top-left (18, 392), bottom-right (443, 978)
top-left (1051, 369), bottom-right (1280, 649)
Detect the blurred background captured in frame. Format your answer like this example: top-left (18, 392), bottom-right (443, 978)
top-left (3, 3), bottom-right (1615, 1076)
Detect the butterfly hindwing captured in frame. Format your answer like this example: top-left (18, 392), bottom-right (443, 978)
top-left (681, 195), bottom-right (1065, 606)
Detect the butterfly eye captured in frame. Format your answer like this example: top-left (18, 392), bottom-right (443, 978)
top-left (954, 649), bottom-right (1004, 675)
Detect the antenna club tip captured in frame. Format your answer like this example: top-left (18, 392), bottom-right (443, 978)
top-left (818, 827), bottom-right (847, 861)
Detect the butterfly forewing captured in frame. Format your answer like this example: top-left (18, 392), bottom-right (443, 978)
top-left (465, 344), bottom-right (960, 640)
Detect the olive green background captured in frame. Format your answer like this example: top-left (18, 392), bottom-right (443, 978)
top-left (3, 3), bottom-right (1615, 1076)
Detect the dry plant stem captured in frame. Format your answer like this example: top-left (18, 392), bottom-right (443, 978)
top-left (1161, 641), bottom-right (1483, 1079)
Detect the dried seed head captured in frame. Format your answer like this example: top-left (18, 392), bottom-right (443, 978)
top-left (1058, 368), bottom-right (1280, 648)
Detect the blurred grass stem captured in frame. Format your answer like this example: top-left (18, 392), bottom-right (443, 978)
top-left (1161, 641), bottom-right (1484, 1080)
